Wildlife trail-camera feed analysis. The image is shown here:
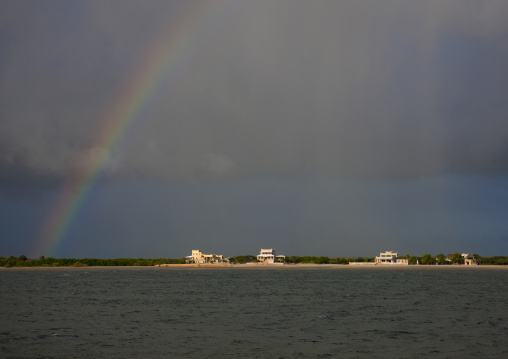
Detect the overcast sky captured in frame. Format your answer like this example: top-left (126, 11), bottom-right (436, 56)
top-left (1, 0), bottom-right (507, 258)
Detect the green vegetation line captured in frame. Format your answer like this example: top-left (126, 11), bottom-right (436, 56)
top-left (1, 254), bottom-right (507, 268)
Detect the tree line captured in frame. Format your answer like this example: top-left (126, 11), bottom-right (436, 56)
top-left (0, 256), bottom-right (185, 268)
top-left (1, 254), bottom-right (508, 267)
top-left (226, 256), bottom-right (374, 264)
top-left (285, 256), bottom-right (374, 264)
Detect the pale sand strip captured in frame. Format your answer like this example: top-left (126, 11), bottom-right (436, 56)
top-left (1, 264), bottom-right (507, 271)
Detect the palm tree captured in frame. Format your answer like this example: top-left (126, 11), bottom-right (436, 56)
top-left (421, 253), bottom-right (434, 265)
top-left (451, 252), bottom-right (463, 265)
top-left (409, 256), bottom-right (419, 265)
top-left (436, 253), bottom-right (446, 265)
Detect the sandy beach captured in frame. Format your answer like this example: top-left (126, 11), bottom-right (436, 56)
top-left (1, 263), bottom-right (507, 271)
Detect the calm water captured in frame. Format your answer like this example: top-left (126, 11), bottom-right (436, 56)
top-left (1, 268), bottom-right (507, 358)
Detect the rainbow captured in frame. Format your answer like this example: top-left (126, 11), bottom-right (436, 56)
top-left (32, 1), bottom-right (241, 257)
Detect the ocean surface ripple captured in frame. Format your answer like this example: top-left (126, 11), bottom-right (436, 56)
top-left (1, 269), bottom-right (507, 358)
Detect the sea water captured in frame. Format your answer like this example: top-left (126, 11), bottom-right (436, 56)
top-left (1, 268), bottom-right (507, 358)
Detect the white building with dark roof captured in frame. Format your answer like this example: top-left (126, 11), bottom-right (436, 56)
top-left (446, 253), bottom-right (478, 265)
top-left (462, 253), bottom-right (476, 265)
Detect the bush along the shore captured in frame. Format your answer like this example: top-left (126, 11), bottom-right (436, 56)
top-left (0, 256), bottom-right (186, 268)
top-left (1, 254), bottom-right (507, 267)
top-left (284, 256), bottom-right (375, 264)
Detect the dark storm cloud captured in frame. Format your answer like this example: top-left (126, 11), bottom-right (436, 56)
top-left (1, 0), bottom-right (508, 189)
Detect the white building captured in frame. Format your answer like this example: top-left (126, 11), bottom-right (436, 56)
top-left (257, 248), bottom-right (285, 264)
top-left (445, 253), bottom-right (478, 265)
top-left (462, 253), bottom-right (477, 265)
top-left (375, 251), bottom-right (408, 265)
top-left (188, 249), bottom-right (225, 264)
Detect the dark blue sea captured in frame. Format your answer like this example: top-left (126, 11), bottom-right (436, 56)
top-left (1, 267), bottom-right (507, 358)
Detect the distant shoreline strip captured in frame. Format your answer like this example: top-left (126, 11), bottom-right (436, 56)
top-left (2, 264), bottom-right (507, 271)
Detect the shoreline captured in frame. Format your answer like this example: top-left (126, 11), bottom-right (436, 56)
top-left (1, 264), bottom-right (507, 271)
